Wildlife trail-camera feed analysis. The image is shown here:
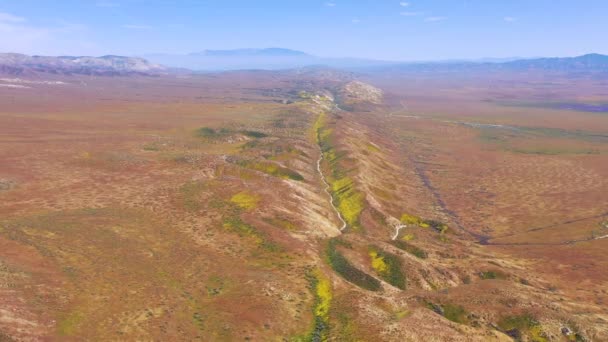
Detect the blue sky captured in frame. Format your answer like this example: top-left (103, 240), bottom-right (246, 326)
top-left (0, 0), bottom-right (606, 60)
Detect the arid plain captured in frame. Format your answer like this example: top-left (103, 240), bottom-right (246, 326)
top-left (1, 70), bottom-right (607, 341)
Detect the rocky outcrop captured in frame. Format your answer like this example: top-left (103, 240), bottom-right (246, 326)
top-left (339, 80), bottom-right (384, 106)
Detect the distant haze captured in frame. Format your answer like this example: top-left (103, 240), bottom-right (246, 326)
top-left (144, 48), bottom-right (396, 71)
top-left (1, 50), bottom-right (607, 74)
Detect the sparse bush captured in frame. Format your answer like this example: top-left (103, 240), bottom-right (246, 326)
top-left (197, 127), bottom-right (233, 138)
top-left (197, 127), bottom-right (218, 137)
top-left (222, 214), bottom-right (279, 252)
top-left (497, 313), bottom-right (547, 342)
top-left (442, 304), bottom-right (469, 325)
top-left (479, 270), bottom-right (508, 280)
top-left (399, 214), bottom-right (448, 233)
top-left (391, 240), bottom-right (428, 259)
top-left (425, 302), bottom-right (470, 325)
top-left (240, 130), bottom-right (268, 138)
top-left (239, 160), bottom-right (304, 181)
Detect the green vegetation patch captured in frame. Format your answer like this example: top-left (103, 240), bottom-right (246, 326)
top-left (196, 126), bottom-right (233, 138)
top-left (239, 160), bottom-right (304, 181)
top-left (263, 216), bottom-right (297, 231)
top-left (315, 113), bottom-right (365, 230)
top-left (218, 198), bottom-right (281, 252)
top-left (240, 130), bottom-right (268, 138)
top-left (443, 304), bottom-right (469, 325)
top-left (58, 311), bottom-right (84, 336)
top-left (365, 143), bottom-right (381, 153)
top-left (479, 270), bottom-right (508, 280)
top-left (390, 240), bottom-right (428, 259)
top-left (497, 313), bottom-right (547, 342)
top-left (298, 269), bottom-right (333, 342)
top-left (368, 246), bottom-right (406, 290)
top-left (330, 177), bottom-right (365, 228)
top-left (326, 238), bottom-right (380, 291)
top-left (229, 191), bottom-right (260, 210)
top-left (222, 214), bottom-right (279, 252)
top-left (400, 213), bottom-right (449, 234)
top-left (197, 127), bottom-right (269, 140)
top-left (426, 302), bottom-right (470, 325)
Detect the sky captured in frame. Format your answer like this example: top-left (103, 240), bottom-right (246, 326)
top-left (0, 0), bottom-right (607, 61)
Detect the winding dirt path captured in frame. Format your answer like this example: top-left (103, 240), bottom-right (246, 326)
top-left (392, 224), bottom-right (407, 240)
top-left (317, 150), bottom-right (347, 232)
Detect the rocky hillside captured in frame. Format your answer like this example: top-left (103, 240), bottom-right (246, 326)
top-left (337, 80), bottom-right (384, 108)
top-left (0, 53), bottom-right (167, 76)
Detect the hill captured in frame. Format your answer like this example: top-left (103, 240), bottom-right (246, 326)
top-left (0, 53), bottom-right (166, 76)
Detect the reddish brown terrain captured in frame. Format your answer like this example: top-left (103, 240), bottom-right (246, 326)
top-left (0, 69), bottom-right (607, 341)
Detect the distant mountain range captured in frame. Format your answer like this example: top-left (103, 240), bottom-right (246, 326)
top-left (0, 53), bottom-right (166, 76)
top-left (367, 53), bottom-right (608, 74)
top-left (190, 48), bottom-right (310, 57)
top-left (144, 48), bottom-right (394, 71)
top-left (0, 50), bottom-right (607, 76)
top-left (145, 49), bottom-right (608, 73)
top-left (501, 53), bottom-right (608, 71)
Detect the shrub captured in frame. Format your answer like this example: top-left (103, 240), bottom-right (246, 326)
top-left (497, 313), bottom-right (547, 342)
top-left (399, 214), bottom-right (449, 234)
top-left (240, 130), bottom-right (268, 138)
top-left (443, 304), bottom-right (469, 325)
top-left (230, 191), bottom-right (259, 210)
top-left (326, 239), bottom-right (380, 291)
top-left (240, 161), bottom-right (304, 181)
top-left (368, 246), bottom-right (406, 290)
top-left (391, 240), bottom-right (428, 259)
top-left (197, 127), bottom-right (233, 138)
top-left (222, 215), bottom-right (279, 252)
top-left (479, 270), bottom-right (507, 280)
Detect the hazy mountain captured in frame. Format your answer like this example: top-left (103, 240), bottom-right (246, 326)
top-left (362, 53), bottom-right (608, 74)
top-left (501, 53), bottom-right (608, 71)
top-left (144, 48), bottom-right (608, 73)
top-left (145, 48), bottom-right (393, 71)
top-left (0, 53), bottom-right (167, 76)
top-left (2, 51), bottom-right (607, 77)
top-left (190, 48), bottom-right (310, 57)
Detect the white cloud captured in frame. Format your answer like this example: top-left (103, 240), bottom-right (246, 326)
top-left (400, 2), bottom-right (410, 6)
top-left (325, 2), bottom-right (336, 7)
top-left (504, 16), bottom-right (517, 22)
top-left (0, 11), bottom-right (26, 23)
top-left (400, 11), bottom-right (422, 16)
top-left (122, 24), bottom-right (153, 30)
top-left (425, 16), bottom-right (446, 22)
top-left (352, 18), bottom-right (360, 24)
